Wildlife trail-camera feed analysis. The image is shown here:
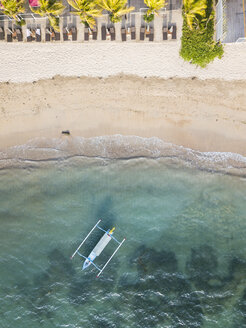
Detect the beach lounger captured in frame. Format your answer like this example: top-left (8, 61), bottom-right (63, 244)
top-left (55, 31), bottom-right (60, 41)
top-left (92, 27), bottom-right (97, 40)
top-left (149, 27), bottom-right (154, 41)
top-left (71, 27), bottom-right (77, 41)
top-left (0, 27), bottom-right (4, 40)
top-left (101, 25), bottom-right (106, 40)
top-left (163, 26), bottom-right (168, 40)
top-left (7, 29), bottom-right (12, 42)
top-left (27, 28), bottom-right (32, 42)
top-left (121, 28), bottom-right (126, 41)
top-left (110, 26), bottom-right (115, 41)
top-left (131, 26), bottom-right (135, 40)
top-left (36, 28), bottom-right (41, 42)
top-left (45, 28), bottom-right (51, 41)
top-left (84, 27), bottom-right (89, 41)
top-left (140, 27), bottom-right (145, 41)
top-left (16, 28), bottom-right (23, 41)
top-left (172, 24), bottom-right (177, 39)
top-left (63, 27), bottom-right (68, 41)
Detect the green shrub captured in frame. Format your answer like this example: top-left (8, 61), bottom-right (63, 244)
top-left (180, 1), bottom-right (224, 68)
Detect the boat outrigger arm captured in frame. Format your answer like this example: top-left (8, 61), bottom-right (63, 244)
top-left (71, 220), bottom-right (126, 278)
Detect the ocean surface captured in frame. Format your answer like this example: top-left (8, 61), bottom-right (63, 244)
top-left (0, 136), bottom-right (246, 328)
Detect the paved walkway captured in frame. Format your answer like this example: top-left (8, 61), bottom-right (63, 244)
top-left (224, 0), bottom-right (246, 42)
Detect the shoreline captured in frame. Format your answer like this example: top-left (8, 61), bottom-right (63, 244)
top-left (1, 136), bottom-right (246, 177)
top-left (0, 75), bottom-right (246, 157)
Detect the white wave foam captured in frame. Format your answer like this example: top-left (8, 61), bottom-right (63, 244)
top-left (0, 135), bottom-right (246, 174)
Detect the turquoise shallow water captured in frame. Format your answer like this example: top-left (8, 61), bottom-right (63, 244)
top-left (0, 153), bottom-right (246, 328)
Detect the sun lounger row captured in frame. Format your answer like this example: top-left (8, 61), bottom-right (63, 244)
top-left (93, 25), bottom-right (176, 42)
top-left (46, 27), bottom-right (77, 41)
top-left (0, 27), bottom-right (23, 42)
top-left (0, 26), bottom-right (77, 42)
top-left (0, 24), bottom-right (177, 42)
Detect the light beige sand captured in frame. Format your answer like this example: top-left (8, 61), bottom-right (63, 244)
top-left (0, 75), bottom-right (246, 155)
top-left (0, 42), bottom-right (246, 83)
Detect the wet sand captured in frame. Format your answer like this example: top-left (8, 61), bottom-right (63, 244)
top-left (0, 75), bottom-right (246, 155)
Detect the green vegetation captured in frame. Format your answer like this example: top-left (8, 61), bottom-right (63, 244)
top-left (96, 0), bottom-right (134, 23)
top-left (30, 0), bottom-right (65, 31)
top-left (67, 0), bottom-right (102, 29)
top-left (1, 0), bottom-right (26, 25)
top-left (180, 0), bottom-right (224, 68)
top-left (183, 0), bottom-right (207, 30)
top-left (143, 0), bottom-right (166, 23)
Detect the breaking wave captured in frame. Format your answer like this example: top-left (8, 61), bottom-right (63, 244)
top-left (0, 135), bottom-right (246, 176)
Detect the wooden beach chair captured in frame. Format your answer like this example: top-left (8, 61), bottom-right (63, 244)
top-left (163, 26), bottom-right (168, 40)
top-left (55, 31), bottom-right (60, 41)
top-left (92, 27), bottom-right (97, 40)
top-left (0, 27), bottom-right (5, 40)
top-left (16, 28), bottom-right (23, 41)
top-left (121, 28), bottom-right (126, 41)
top-left (45, 28), bottom-right (51, 41)
top-left (140, 27), bottom-right (145, 41)
top-left (71, 27), bottom-right (77, 41)
top-left (84, 27), bottom-right (89, 41)
top-left (7, 28), bottom-right (13, 42)
top-left (63, 27), bottom-right (68, 41)
top-left (172, 24), bottom-right (177, 39)
top-left (36, 28), bottom-right (41, 42)
top-left (149, 27), bottom-right (154, 41)
top-left (27, 28), bottom-right (32, 42)
top-left (131, 26), bottom-right (135, 40)
top-left (110, 26), bottom-right (115, 41)
top-left (101, 25), bottom-right (106, 40)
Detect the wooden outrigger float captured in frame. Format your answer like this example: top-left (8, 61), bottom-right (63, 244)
top-left (71, 220), bottom-right (125, 278)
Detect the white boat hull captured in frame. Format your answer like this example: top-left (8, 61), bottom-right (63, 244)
top-left (83, 231), bottom-right (111, 270)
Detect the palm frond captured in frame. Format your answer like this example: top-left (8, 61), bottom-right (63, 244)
top-left (183, 0), bottom-right (207, 30)
top-left (31, 0), bottom-right (65, 17)
top-left (1, 0), bottom-right (25, 24)
top-left (48, 14), bottom-right (60, 31)
top-left (97, 0), bottom-right (134, 22)
top-left (69, 0), bottom-right (102, 26)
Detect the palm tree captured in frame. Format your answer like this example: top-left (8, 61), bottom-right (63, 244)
top-left (143, 0), bottom-right (166, 23)
top-left (183, 0), bottom-right (207, 30)
top-left (67, 0), bottom-right (102, 29)
top-left (97, 0), bottom-right (134, 23)
top-left (1, 0), bottom-right (25, 25)
top-left (30, 0), bottom-right (65, 32)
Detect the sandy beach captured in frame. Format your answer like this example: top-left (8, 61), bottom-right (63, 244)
top-left (0, 75), bottom-right (246, 156)
top-left (0, 42), bottom-right (246, 83)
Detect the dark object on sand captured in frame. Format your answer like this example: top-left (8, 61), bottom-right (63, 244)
top-left (62, 130), bottom-right (70, 135)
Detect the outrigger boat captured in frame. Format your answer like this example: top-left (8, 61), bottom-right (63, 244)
top-left (71, 220), bottom-right (125, 278)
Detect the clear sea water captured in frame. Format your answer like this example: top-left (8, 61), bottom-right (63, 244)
top-left (0, 137), bottom-right (246, 328)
